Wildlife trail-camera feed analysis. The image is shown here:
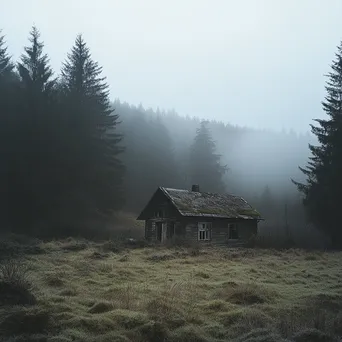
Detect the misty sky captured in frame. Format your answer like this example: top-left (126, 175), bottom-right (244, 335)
top-left (1, 0), bottom-right (342, 132)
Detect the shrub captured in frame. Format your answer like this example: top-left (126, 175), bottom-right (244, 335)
top-left (0, 260), bottom-right (36, 306)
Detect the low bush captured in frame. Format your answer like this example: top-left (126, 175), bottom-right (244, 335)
top-left (0, 260), bottom-right (36, 306)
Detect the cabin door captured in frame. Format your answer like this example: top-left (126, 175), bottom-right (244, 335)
top-left (161, 223), bottom-right (167, 242)
top-left (156, 222), bottom-right (167, 243)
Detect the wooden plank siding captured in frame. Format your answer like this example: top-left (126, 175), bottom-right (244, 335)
top-left (145, 217), bottom-right (257, 245)
top-left (183, 218), bottom-right (257, 246)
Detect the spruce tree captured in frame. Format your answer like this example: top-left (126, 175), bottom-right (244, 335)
top-left (0, 32), bottom-right (15, 230)
top-left (18, 26), bottom-right (55, 96)
top-left (293, 41), bottom-right (342, 247)
top-left (190, 121), bottom-right (227, 193)
top-left (60, 34), bottom-right (124, 217)
top-left (11, 26), bottom-right (57, 233)
top-left (0, 32), bottom-right (14, 79)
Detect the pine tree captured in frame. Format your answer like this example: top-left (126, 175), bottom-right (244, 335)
top-left (60, 34), bottom-right (124, 217)
top-left (189, 121), bottom-right (227, 193)
top-left (148, 115), bottom-right (180, 189)
top-left (9, 26), bottom-right (57, 233)
top-left (0, 31), bottom-right (16, 230)
top-left (0, 32), bottom-right (14, 79)
top-left (293, 41), bottom-right (342, 247)
top-left (18, 26), bottom-right (55, 96)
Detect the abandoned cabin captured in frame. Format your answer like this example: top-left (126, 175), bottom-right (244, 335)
top-left (137, 185), bottom-right (262, 246)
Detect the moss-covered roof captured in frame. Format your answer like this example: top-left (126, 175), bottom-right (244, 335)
top-left (160, 187), bottom-right (261, 220)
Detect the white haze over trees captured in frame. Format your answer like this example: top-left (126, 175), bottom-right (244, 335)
top-left (1, 0), bottom-right (342, 131)
top-left (1, 1), bottom-right (341, 247)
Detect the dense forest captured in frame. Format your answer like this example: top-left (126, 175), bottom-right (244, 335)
top-left (1, 27), bottom-right (341, 247)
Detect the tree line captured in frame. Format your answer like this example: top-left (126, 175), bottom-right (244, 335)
top-left (0, 28), bottom-right (125, 236)
top-left (1, 27), bottom-right (341, 247)
top-left (0, 27), bottom-right (229, 237)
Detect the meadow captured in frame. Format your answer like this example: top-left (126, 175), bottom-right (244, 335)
top-left (0, 236), bottom-right (341, 342)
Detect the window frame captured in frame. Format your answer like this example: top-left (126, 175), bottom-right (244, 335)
top-left (228, 223), bottom-right (239, 240)
top-left (198, 222), bottom-right (212, 241)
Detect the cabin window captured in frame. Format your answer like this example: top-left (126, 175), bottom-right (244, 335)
top-left (198, 222), bottom-right (212, 241)
top-left (228, 223), bottom-right (239, 239)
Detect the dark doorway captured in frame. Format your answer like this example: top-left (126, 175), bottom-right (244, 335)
top-left (156, 222), bottom-right (162, 242)
top-left (168, 222), bottom-right (175, 239)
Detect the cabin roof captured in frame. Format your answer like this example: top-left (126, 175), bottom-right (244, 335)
top-left (137, 187), bottom-right (262, 220)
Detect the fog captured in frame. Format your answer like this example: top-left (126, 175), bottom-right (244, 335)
top-left (2, 0), bottom-right (342, 131)
top-left (1, 0), bottom-right (339, 245)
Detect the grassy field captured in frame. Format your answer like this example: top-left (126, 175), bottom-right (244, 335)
top-left (0, 237), bottom-right (341, 342)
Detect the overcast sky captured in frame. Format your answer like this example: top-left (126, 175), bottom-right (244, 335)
top-left (1, 0), bottom-right (342, 132)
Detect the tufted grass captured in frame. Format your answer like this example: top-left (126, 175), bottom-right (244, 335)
top-left (1, 240), bottom-right (341, 341)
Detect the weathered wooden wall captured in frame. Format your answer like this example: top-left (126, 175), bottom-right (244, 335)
top-left (184, 218), bottom-right (257, 246)
top-left (145, 219), bottom-right (184, 242)
top-left (145, 213), bottom-right (257, 245)
top-left (145, 220), bottom-right (155, 241)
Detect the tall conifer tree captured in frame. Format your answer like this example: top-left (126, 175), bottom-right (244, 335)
top-left (60, 35), bottom-right (124, 216)
top-left (293, 41), bottom-right (342, 247)
top-left (190, 121), bottom-right (227, 193)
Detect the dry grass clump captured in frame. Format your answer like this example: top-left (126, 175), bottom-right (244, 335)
top-left (195, 271), bottom-right (210, 279)
top-left (218, 308), bottom-right (275, 334)
top-left (216, 281), bottom-right (277, 305)
top-left (277, 304), bottom-right (342, 339)
top-left (88, 250), bottom-right (110, 259)
top-left (0, 260), bottom-right (36, 306)
top-left (100, 240), bottom-right (122, 253)
top-left (60, 238), bottom-right (89, 251)
top-left (200, 299), bottom-right (230, 312)
top-left (44, 270), bottom-right (66, 287)
top-left (147, 252), bottom-right (176, 262)
top-left (145, 297), bottom-right (186, 329)
top-left (88, 301), bottom-right (114, 314)
top-left (128, 321), bottom-right (168, 342)
top-left (168, 325), bottom-right (211, 342)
